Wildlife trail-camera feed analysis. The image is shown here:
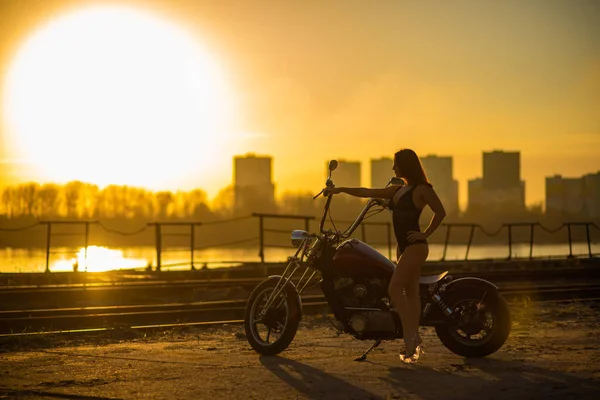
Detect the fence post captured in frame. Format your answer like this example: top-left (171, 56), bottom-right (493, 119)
top-left (84, 221), bottom-right (90, 272)
top-left (45, 223), bottom-right (52, 273)
top-left (258, 215), bottom-right (265, 264)
top-left (190, 224), bottom-right (195, 270)
top-left (567, 223), bottom-right (573, 258)
top-left (507, 224), bottom-right (512, 260)
top-left (304, 218), bottom-right (310, 232)
top-left (465, 224), bottom-right (475, 261)
top-left (155, 223), bottom-right (162, 271)
top-left (441, 225), bottom-right (451, 261)
top-left (586, 223), bottom-right (592, 258)
top-left (529, 223), bottom-right (535, 260)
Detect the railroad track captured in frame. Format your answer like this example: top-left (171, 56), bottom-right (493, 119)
top-left (1, 283), bottom-right (599, 336)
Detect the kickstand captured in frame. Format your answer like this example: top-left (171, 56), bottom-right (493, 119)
top-left (354, 339), bottom-right (382, 362)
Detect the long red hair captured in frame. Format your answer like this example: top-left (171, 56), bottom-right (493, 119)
top-left (394, 149), bottom-right (430, 185)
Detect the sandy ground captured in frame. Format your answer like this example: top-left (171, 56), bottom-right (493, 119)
top-left (1, 300), bottom-right (599, 400)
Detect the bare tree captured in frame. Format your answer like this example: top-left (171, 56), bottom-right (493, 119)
top-left (38, 183), bottom-right (60, 218)
top-left (155, 191), bottom-right (174, 219)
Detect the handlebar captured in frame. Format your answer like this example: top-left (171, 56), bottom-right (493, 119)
top-left (315, 162), bottom-right (393, 237)
top-left (316, 192), bottom-right (388, 238)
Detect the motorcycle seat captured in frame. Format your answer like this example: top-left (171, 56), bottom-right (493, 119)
top-left (419, 271), bottom-right (449, 285)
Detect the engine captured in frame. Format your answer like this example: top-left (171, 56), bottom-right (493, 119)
top-left (332, 276), bottom-right (398, 337)
top-left (333, 276), bottom-right (388, 308)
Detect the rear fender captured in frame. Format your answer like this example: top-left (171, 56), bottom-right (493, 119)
top-left (443, 277), bottom-right (499, 295)
top-left (267, 275), bottom-right (302, 315)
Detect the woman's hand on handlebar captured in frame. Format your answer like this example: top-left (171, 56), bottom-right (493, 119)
top-left (323, 187), bottom-right (341, 196)
top-left (373, 198), bottom-right (389, 207)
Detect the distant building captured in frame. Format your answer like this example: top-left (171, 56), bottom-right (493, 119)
top-left (420, 155), bottom-right (459, 215)
top-left (370, 157), bottom-right (394, 188)
top-left (233, 154), bottom-right (275, 213)
top-left (583, 172), bottom-right (600, 218)
top-left (483, 150), bottom-right (521, 191)
top-left (468, 178), bottom-right (525, 212)
top-left (468, 150), bottom-right (525, 212)
top-left (330, 160), bottom-right (361, 187)
top-left (546, 171), bottom-right (600, 218)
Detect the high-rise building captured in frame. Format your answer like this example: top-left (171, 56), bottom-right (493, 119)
top-left (468, 150), bottom-right (525, 212)
top-left (330, 160), bottom-right (361, 187)
top-left (546, 171), bottom-right (600, 218)
top-left (483, 150), bottom-right (521, 190)
top-left (583, 172), bottom-right (600, 218)
top-left (420, 155), bottom-right (459, 215)
top-left (370, 157), bottom-right (394, 188)
top-left (233, 154), bottom-right (275, 213)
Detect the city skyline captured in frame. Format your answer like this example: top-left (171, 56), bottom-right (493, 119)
top-left (3, 150), bottom-right (597, 214)
top-left (1, 1), bottom-right (599, 210)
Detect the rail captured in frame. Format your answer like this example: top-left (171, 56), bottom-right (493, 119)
top-left (1, 283), bottom-right (599, 335)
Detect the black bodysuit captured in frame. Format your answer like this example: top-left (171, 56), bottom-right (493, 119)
top-left (391, 184), bottom-right (428, 256)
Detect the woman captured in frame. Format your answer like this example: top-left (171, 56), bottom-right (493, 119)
top-left (327, 148), bottom-right (446, 363)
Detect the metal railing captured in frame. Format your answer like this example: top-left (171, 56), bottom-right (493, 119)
top-left (252, 213), bottom-right (314, 264)
top-left (38, 220), bottom-right (97, 273)
top-left (439, 221), bottom-right (599, 261)
top-left (1, 218), bottom-right (599, 273)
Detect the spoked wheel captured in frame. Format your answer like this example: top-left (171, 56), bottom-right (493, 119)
top-left (435, 287), bottom-right (511, 358)
top-left (244, 278), bottom-right (301, 356)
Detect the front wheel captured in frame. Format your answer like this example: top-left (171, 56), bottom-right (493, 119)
top-left (435, 287), bottom-right (511, 358)
top-left (244, 278), bottom-right (302, 356)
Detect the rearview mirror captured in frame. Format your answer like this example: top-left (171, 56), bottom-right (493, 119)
top-left (328, 160), bottom-right (338, 171)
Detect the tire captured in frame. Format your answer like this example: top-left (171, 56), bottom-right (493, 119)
top-left (244, 278), bottom-right (302, 356)
top-left (435, 286), bottom-right (511, 358)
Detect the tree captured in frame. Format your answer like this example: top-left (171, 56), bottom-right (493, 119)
top-left (211, 185), bottom-right (234, 218)
top-left (155, 191), bottom-right (174, 219)
top-left (0, 187), bottom-right (15, 218)
top-left (38, 183), bottom-right (60, 218)
top-left (63, 181), bottom-right (84, 218)
top-left (18, 182), bottom-right (40, 217)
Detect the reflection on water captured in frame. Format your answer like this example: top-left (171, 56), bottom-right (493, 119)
top-left (0, 242), bottom-right (598, 273)
top-left (50, 246), bottom-right (149, 273)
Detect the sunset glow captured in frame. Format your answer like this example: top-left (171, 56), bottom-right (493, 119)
top-left (0, 1), bottom-right (598, 206)
top-left (3, 6), bottom-right (237, 191)
top-left (51, 246), bottom-right (148, 273)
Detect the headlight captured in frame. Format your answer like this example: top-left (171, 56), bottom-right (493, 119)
top-left (291, 230), bottom-right (309, 247)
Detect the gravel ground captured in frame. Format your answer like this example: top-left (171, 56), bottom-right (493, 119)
top-left (1, 300), bottom-right (599, 399)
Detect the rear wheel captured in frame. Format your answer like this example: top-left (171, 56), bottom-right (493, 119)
top-left (435, 287), bottom-right (511, 358)
top-left (244, 278), bottom-right (301, 356)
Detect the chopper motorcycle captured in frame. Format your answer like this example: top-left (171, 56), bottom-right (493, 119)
top-left (244, 160), bottom-right (511, 361)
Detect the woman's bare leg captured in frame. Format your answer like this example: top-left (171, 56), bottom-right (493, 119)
top-left (389, 244), bottom-right (428, 358)
top-left (406, 245), bottom-right (428, 347)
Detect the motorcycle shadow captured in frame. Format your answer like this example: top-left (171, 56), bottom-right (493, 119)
top-left (258, 355), bottom-right (384, 400)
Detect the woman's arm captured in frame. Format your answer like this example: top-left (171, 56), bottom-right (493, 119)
top-left (420, 185), bottom-right (446, 238)
top-left (329, 186), bottom-right (399, 199)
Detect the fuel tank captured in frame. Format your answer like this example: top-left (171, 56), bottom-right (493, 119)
top-left (332, 238), bottom-right (395, 278)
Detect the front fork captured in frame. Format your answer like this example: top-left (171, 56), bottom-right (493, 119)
top-left (259, 255), bottom-right (318, 318)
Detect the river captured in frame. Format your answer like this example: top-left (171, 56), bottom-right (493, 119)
top-left (1, 242), bottom-right (598, 273)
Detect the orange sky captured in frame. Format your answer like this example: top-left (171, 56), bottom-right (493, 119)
top-left (1, 0), bottom-right (599, 209)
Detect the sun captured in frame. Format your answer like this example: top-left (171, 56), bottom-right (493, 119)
top-left (3, 6), bottom-right (237, 190)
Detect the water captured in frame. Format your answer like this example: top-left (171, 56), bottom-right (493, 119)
top-left (1, 242), bottom-right (598, 273)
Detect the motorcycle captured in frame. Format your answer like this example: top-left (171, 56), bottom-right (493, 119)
top-left (244, 160), bottom-right (511, 361)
